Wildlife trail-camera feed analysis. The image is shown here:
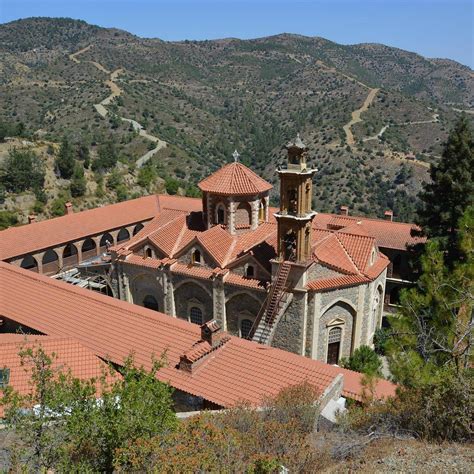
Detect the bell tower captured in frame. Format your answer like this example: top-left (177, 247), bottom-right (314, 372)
top-left (275, 134), bottom-right (317, 263)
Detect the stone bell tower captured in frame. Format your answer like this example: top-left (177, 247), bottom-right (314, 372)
top-left (275, 134), bottom-right (317, 263)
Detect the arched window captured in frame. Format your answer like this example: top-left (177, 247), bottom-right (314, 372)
top-left (189, 306), bottom-right (203, 325)
top-left (143, 295), bottom-right (159, 311)
top-left (245, 265), bottom-right (255, 278)
top-left (145, 247), bottom-right (153, 258)
top-left (240, 319), bottom-right (253, 339)
top-left (327, 327), bottom-right (342, 365)
top-left (117, 228), bottom-right (130, 242)
top-left (62, 243), bottom-right (78, 267)
top-left (192, 249), bottom-right (201, 265)
top-left (81, 238), bottom-right (97, 259)
top-left (99, 233), bottom-right (113, 253)
top-left (20, 255), bottom-right (38, 272)
top-left (258, 200), bottom-right (265, 222)
top-left (216, 203), bottom-right (226, 225)
top-left (287, 189), bottom-right (298, 213)
top-left (133, 223), bottom-right (144, 235)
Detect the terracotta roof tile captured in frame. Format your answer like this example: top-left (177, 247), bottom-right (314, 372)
top-left (225, 272), bottom-right (268, 291)
top-left (0, 195), bottom-right (161, 260)
top-left (307, 275), bottom-right (370, 291)
top-left (0, 262), bottom-right (396, 406)
top-left (0, 335), bottom-right (116, 417)
top-left (198, 162), bottom-right (272, 196)
top-left (313, 234), bottom-right (359, 275)
top-left (336, 232), bottom-right (375, 273)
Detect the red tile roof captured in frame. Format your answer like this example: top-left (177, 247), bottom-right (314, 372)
top-left (0, 334), bottom-right (116, 417)
top-left (0, 195), bottom-right (161, 261)
top-left (307, 275), bottom-right (370, 292)
top-left (198, 162), bottom-right (272, 195)
top-left (0, 262), bottom-right (396, 406)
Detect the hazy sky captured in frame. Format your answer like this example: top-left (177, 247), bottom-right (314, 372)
top-left (1, 0), bottom-right (472, 67)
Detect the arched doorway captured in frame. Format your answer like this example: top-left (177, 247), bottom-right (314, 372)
top-left (99, 233), bottom-right (113, 254)
top-left (133, 223), bottom-right (144, 235)
top-left (117, 228), bottom-right (130, 243)
top-left (42, 249), bottom-right (59, 275)
top-left (327, 327), bottom-right (342, 365)
top-left (20, 255), bottom-right (38, 272)
top-left (81, 238), bottom-right (97, 260)
top-left (62, 243), bottom-right (78, 268)
top-left (143, 295), bottom-right (159, 311)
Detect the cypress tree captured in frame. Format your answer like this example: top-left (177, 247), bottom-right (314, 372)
top-left (55, 137), bottom-right (76, 179)
top-left (416, 115), bottom-right (473, 267)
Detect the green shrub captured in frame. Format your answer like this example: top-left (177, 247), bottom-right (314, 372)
top-left (341, 345), bottom-right (383, 376)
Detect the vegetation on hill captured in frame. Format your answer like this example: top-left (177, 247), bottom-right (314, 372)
top-left (1, 18), bottom-right (472, 224)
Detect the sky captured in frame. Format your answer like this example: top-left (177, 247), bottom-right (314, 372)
top-left (1, 0), bottom-right (472, 67)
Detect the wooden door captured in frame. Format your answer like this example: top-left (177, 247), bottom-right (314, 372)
top-left (327, 341), bottom-right (340, 365)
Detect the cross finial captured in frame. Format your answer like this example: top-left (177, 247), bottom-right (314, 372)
top-left (232, 149), bottom-right (240, 162)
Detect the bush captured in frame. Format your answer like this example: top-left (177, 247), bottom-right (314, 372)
top-left (373, 327), bottom-right (390, 355)
top-left (2, 148), bottom-right (45, 193)
top-left (50, 198), bottom-right (67, 217)
top-left (0, 210), bottom-right (18, 230)
top-left (341, 346), bottom-right (383, 376)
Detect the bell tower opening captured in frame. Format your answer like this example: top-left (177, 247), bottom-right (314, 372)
top-left (275, 134), bottom-right (317, 264)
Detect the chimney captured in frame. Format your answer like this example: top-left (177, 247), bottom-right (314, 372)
top-left (64, 202), bottom-right (73, 215)
top-left (28, 214), bottom-right (36, 224)
top-left (201, 320), bottom-right (224, 348)
top-left (339, 205), bottom-right (349, 216)
top-left (384, 210), bottom-right (393, 221)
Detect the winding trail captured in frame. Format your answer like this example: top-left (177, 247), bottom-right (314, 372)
top-left (342, 87), bottom-right (379, 146)
top-left (69, 45), bottom-right (166, 167)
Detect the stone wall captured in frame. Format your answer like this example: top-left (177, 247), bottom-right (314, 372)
top-left (173, 275), bottom-right (214, 323)
top-left (225, 290), bottom-right (264, 336)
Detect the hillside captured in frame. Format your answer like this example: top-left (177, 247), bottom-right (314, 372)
top-left (1, 17), bottom-right (473, 223)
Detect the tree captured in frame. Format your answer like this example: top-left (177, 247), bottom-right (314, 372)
top-left (1, 348), bottom-right (177, 473)
top-left (55, 138), bottom-right (76, 179)
top-left (416, 115), bottom-right (473, 267)
top-left (70, 163), bottom-right (86, 197)
top-left (92, 141), bottom-right (118, 172)
top-left (341, 346), bottom-right (383, 377)
top-left (388, 207), bottom-right (474, 387)
top-left (76, 141), bottom-right (90, 168)
top-left (0, 210), bottom-right (18, 230)
top-left (2, 148), bottom-right (45, 193)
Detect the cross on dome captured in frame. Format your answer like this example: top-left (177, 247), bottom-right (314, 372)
top-left (232, 149), bottom-right (240, 162)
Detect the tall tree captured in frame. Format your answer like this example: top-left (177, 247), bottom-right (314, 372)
top-left (416, 115), bottom-right (473, 267)
top-left (2, 148), bottom-right (45, 193)
top-left (55, 138), bottom-right (76, 179)
top-left (70, 162), bottom-right (86, 197)
top-left (388, 207), bottom-right (474, 387)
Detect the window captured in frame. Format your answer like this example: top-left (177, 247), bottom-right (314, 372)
top-left (240, 319), bottom-right (253, 339)
top-left (145, 247), bottom-right (153, 258)
top-left (189, 306), bottom-right (203, 325)
top-left (259, 200), bottom-right (265, 222)
top-left (143, 295), bottom-right (159, 311)
top-left (245, 265), bottom-right (255, 278)
top-left (0, 368), bottom-right (10, 388)
top-left (192, 249), bottom-right (201, 265)
top-left (327, 327), bottom-right (342, 365)
top-left (216, 204), bottom-right (226, 225)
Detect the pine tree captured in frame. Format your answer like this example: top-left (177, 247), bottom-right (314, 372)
top-left (416, 115), bottom-right (473, 267)
top-left (70, 163), bottom-right (87, 197)
top-left (55, 138), bottom-right (76, 179)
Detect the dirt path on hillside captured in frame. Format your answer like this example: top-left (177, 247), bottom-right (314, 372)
top-left (68, 45), bottom-right (167, 167)
top-left (343, 87), bottom-right (379, 146)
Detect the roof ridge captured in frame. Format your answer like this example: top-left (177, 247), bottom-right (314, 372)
top-left (169, 216), bottom-right (189, 258)
top-left (334, 233), bottom-right (364, 275)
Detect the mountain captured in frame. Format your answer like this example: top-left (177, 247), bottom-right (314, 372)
top-left (1, 17), bottom-right (473, 221)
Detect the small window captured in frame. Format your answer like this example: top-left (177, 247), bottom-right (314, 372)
top-left (0, 368), bottom-right (10, 388)
top-left (240, 319), bottom-right (253, 339)
top-left (245, 265), bottom-right (255, 278)
top-left (145, 248), bottom-right (153, 258)
top-left (189, 306), bottom-right (203, 325)
top-left (192, 249), bottom-right (201, 265)
top-left (216, 205), bottom-right (226, 225)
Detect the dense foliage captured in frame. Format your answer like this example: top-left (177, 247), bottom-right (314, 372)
top-left (341, 345), bottom-right (383, 376)
top-left (2, 148), bottom-right (45, 194)
top-left (55, 137), bottom-right (76, 179)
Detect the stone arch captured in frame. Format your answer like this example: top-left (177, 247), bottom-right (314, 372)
top-left (20, 255), bottom-right (38, 272)
top-left (117, 227), bottom-right (130, 243)
top-left (99, 233), bottom-right (114, 253)
top-left (130, 273), bottom-right (164, 311)
top-left (235, 201), bottom-right (251, 228)
top-left (42, 249), bottom-right (59, 275)
top-left (143, 295), bottom-right (159, 311)
top-left (319, 300), bottom-right (357, 361)
top-left (81, 238), bottom-right (97, 259)
top-left (133, 223), bottom-right (144, 235)
top-left (225, 291), bottom-right (263, 337)
top-left (174, 281), bottom-right (213, 323)
top-left (62, 243), bottom-right (78, 267)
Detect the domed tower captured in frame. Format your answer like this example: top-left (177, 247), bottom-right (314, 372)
top-left (198, 151), bottom-right (273, 235)
top-left (275, 135), bottom-right (317, 263)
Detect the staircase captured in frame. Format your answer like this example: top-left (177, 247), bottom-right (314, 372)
top-left (249, 261), bottom-right (293, 345)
